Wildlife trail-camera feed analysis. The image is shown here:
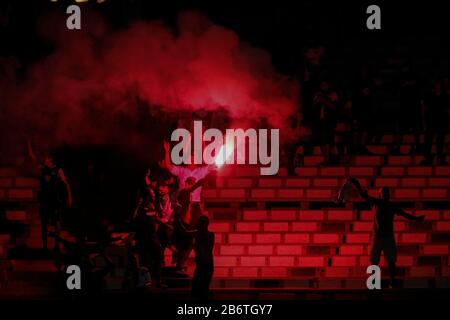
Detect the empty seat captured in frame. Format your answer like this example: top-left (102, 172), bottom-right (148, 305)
top-left (295, 167), bottom-right (318, 176)
top-left (242, 210), bottom-right (268, 221)
top-left (263, 222), bottom-right (289, 232)
top-left (354, 156), bottom-right (383, 166)
top-left (285, 178), bottom-right (311, 187)
top-left (299, 210), bottom-right (325, 221)
top-left (407, 167), bottom-right (433, 176)
top-left (7, 189), bottom-right (34, 200)
top-left (258, 178), bottom-right (283, 188)
top-left (292, 222), bottom-right (318, 232)
top-left (339, 245), bottom-right (365, 255)
top-left (346, 233), bottom-right (371, 244)
top-left (348, 167), bottom-right (376, 177)
top-left (332, 256), bottom-right (357, 267)
top-left (270, 210), bottom-right (297, 221)
top-left (4, 210), bottom-right (28, 221)
top-left (232, 267), bottom-right (259, 277)
top-left (320, 167), bottom-right (346, 177)
top-left (400, 178), bottom-right (426, 187)
top-left (401, 233), bottom-right (427, 243)
top-left (228, 234), bottom-right (253, 244)
top-left (255, 233), bottom-right (281, 244)
top-left (276, 245), bottom-right (303, 255)
top-left (422, 245), bottom-right (449, 255)
top-left (367, 145), bottom-right (389, 155)
top-left (388, 156), bottom-right (412, 166)
top-left (248, 245), bottom-right (274, 255)
top-left (0, 178), bottom-right (13, 188)
top-left (312, 234), bottom-right (341, 244)
top-left (0, 168), bottom-right (17, 177)
top-left (226, 178), bottom-right (253, 188)
top-left (382, 167), bottom-right (405, 176)
top-left (236, 222), bottom-right (260, 232)
top-left (241, 256), bottom-right (266, 267)
top-left (14, 178), bottom-right (39, 187)
top-left (220, 245), bottom-right (245, 255)
top-left (327, 210), bottom-right (354, 221)
top-left (375, 178), bottom-right (399, 187)
top-left (277, 189), bottom-right (303, 199)
top-left (269, 256), bottom-right (296, 267)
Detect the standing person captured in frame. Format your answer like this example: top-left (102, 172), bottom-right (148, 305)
top-left (421, 79), bottom-right (449, 165)
top-left (27, 139), bottom-right (72, 252)
top-left (133, 168), bottom-right (155, 221)
top-left (336, 96), bottom-right (355, 158)
top-left (174, 176), bottom-right (208, 273)
top-left (347, 177), bottom-right (425, 287)
top-left (133, 169), bottom-right (161, 287)
top-left (191, 216), bottom-right (215, 299)
top-left (154, 181), bottom-right (177, 268)
top-left (162, 140), bottom-right (214, 227)
top-left (313, 80), bottom-right (338, 165)
top-left (285, 111), bottom-right (313, 176)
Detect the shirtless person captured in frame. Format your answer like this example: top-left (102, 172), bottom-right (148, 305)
top-left (348, 177), bottom-right (425, 287)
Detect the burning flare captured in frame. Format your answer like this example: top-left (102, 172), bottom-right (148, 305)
top-left (215, 142), bottom-right (234, 167)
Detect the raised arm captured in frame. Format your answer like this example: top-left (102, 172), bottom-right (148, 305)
top-left (162, 140), bottom-right (173, 171)
top-left (188, 177), bottom-right (208, 193)
top-left (27, 138), bottom-right (39, 164)
top-left (396, 209), bottom-right (425, 221)
top-left (58, 168), bottom-right (72, 207)
top-left (347, 176), bottom-right (376, 204)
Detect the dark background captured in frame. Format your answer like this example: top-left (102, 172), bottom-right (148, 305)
top-left (1, 0), bottom-right (449, 76)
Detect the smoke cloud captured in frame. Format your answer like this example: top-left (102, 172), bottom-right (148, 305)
top-left (0, 9), bottom-right (299, 160)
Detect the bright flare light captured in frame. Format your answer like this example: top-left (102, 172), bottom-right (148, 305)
top-left (215, 143), bottom-right (234, 168)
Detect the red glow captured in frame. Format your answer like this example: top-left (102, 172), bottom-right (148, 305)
top-left (0, 11), bottom-right (299, 148)
top-left (214, 142), bottom-right (234, 167)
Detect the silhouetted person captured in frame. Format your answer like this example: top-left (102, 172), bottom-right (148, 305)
top-left (135, 209), bottom-right (162, 288)
top-left (134, 172), bottom-right (164, 288)
top-left (27, 139), bottom-right (72, 251)
top-left (313, 80), bottom-right (338, 165)
top-left (192, 216), bottom-right (215, 298)
top-left (336, 96), bottom-right (355, 157)
top-left (285, 112), bottom-right (313, 176)
top-left (155, 181), bottom-right (176, 268)
top-left (174, 176), bottom-right (207, 272)
top-left (348, 177), bottom-right (424, 287)
top-left (301, 46), bottom-right (325, 126)
top-left (421, 80), bottom-right (449, 165)
top-left (285, 113), bottom-right (302, 176)
top-left (133, 168), bottom-right (156, 220)
top-left (174, 175), bottom-right (212, 272)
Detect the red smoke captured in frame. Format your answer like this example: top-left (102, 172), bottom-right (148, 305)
top-left (0, 10), bottom-right (299, 157)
